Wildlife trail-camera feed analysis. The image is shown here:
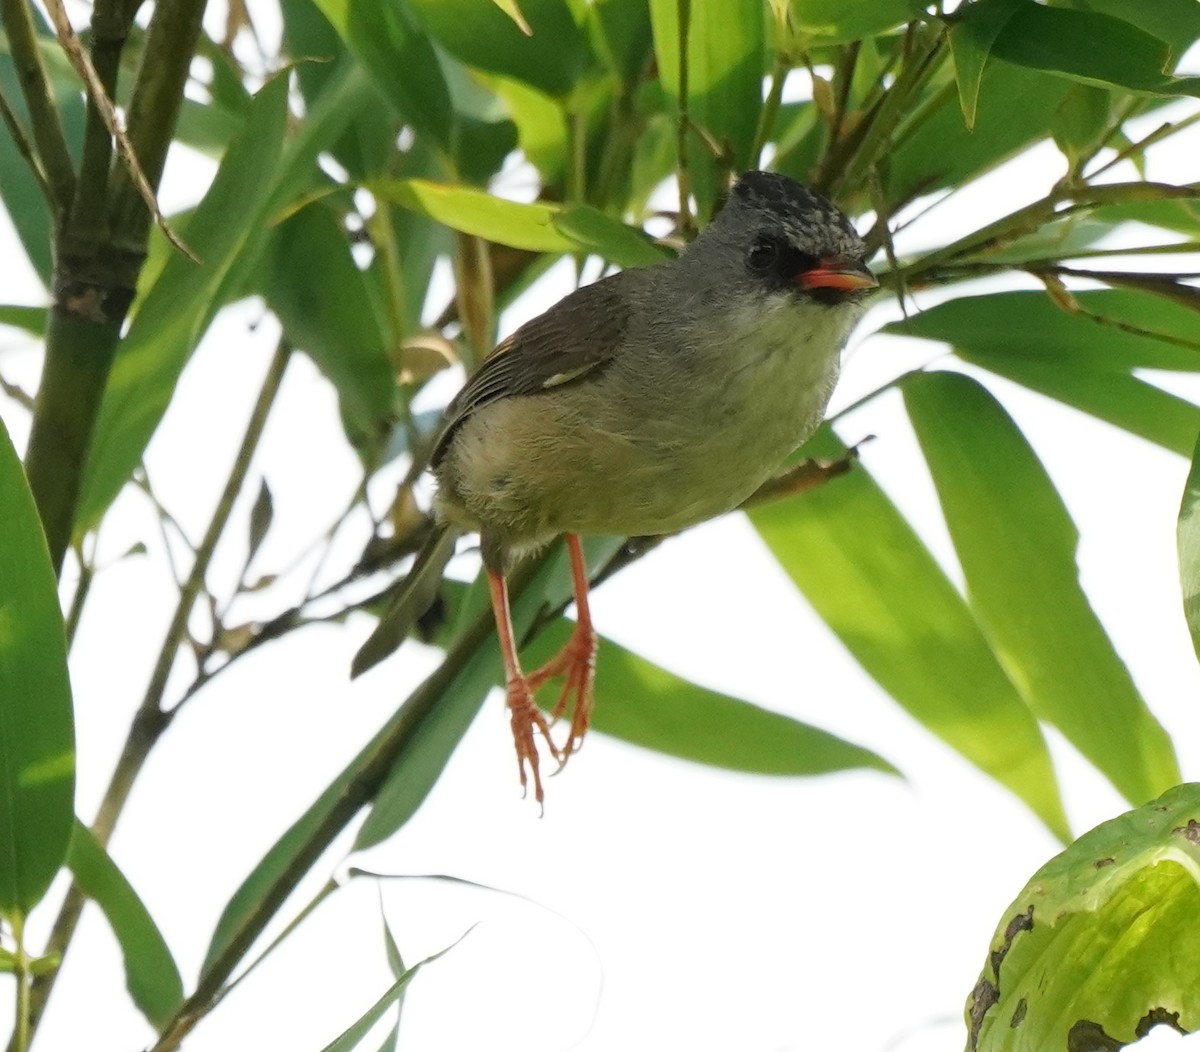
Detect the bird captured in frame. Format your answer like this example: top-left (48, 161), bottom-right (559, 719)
top-left (357, 170), bottom-right (877, 805)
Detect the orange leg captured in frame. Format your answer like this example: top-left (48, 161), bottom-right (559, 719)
top-left (487, 567), bottom-right (559, 806)
top-left (526, 534), bottom-right (597, 762)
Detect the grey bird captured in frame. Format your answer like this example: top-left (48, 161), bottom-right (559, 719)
top-left (355, 170), bottom-right (877, 804)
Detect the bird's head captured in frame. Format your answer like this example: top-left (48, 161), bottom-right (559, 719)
top-left (699, 171), bottom-right (877, 308)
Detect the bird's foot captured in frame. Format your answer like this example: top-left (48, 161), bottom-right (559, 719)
top-left (507, 675), bottom-right (560, 808)
top-left (527, 621), bottom-right (598, 763)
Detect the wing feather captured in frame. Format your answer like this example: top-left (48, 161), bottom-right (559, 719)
top-left (431, 272), bottom-right (632, 466)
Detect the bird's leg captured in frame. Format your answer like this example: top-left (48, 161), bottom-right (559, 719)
top-left (487, 566), bottom-right (559, 805)
top-left (527, 534), bottom-right (597, 762)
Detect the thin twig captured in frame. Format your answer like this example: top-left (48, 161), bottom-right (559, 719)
top-left (1088, 110), bottom-right (1200, 181)
top-left (42, 0), bottom-right (197, 260)
top-left (674, 0), bottom-right (694, 238)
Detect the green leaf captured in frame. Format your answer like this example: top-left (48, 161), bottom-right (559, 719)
top-left (370, 178), bottom-right (577, 252)
top-left (310, 0), bottom-right (455, 146)
top-left (407, 0), bottom-right (590, 98)
top-left (1178, 433), bottom-right (1200, 664)
top-left (788, 0), bottom-right (924, 45)
top-left (66, 822), bottom-right (184, 1026)
top-left (649, 0), bottom-right (765, 206)
top-left (0, 417), bottom-right (75, 917)
top-left (1090, 198), bottom-right (1200, 238)
top-left (485, 75), bottom-right (567, 182)
top-left (590, 0), bottom-right (654, 85)
top-left (317, 934), bottom-right (469, 1052)
top-left (522, 619), bottom-right (898, 778)
top-left (491, 0), bottom-right (531, 35)
top-left (987, 1), bottom-right (1200, 97)
top-left (967, 783), bottom-right (1200, 1051)
top-left (262, 203), bottom-right (394, 439)
top-left (885, 61), bottom-right (1071, 208)
top-left (884, 291), bottom-right (1200, 374)
top-left (77, 75), bottom-right (291, 531)
top-left (948, 0), bottom-right (1020, 129)
top-left (903, 371), bottom-right (1179, 805)
top-left (0, 15), bottom-right (87, 286)
top-left (1068, 0), bottom-right (1200, 57)
top-left (972, 359), bottom-right (1200, 459)
top-left (751, 429), bottom-right (1069, 839)
top-left (1050, 84), bottom-right (1112, 165)
top-left (370, 179), bottom-right (665, 268)
top-left (551, 205), bottom-right (669, 267)
top-left (883, 290), bottom-right (1200, 457)
top-left (0, 306), bottom-right (48, 336)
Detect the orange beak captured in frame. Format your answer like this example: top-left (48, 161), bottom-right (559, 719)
top-left (797, 257), bottom-right (878, 292)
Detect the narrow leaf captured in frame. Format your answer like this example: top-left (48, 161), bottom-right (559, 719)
top-left (1177, 431), bottom-right (1200, 663)
top-left (885, 61), bottom-right (1071, 209)
top-left (551, 205), bottom-right (670, 268)
top-left (66, 822), bottom-right (184, 1026)
top-left (1077, 0), bottom-right (1200, 56)
top-left (262, 203), bottom-right (395, 439)
top-left (884, 291), bottom-right (1200, 374)
top-left (904, 371), bottom-right (1179, 805)
top-left (947, 0), bottom-right (1020, 128)
top-left (988, 2), bottom-right (1200, 97)
top-left (247, 479), bottom-right (274, 568)
top-left (0, 417), bottom-right (75, 916)
top-left (0, 306), bottom-right (48, 336)
top-left (317, 933), bottom-right (470, 1052)
top-left (648, 0), bottom-right (765, 209)
top-left (78, 75), bottom-right (291, 531)
top-left (752, 429), bottom-right (1069, 839)
top-left (967, 783), bottom-right (1200, 1051)
top-left (522, 618), bottom-right (898, 778)
top-left (310, 0), bottom-right (454, 146)
top-left (369, 179), bottom-right (577, 253)
top-left (407, 0), bottom-right (588, 98)
top-left (491, 0), bottom-right (531, 35)
top-left (788, 0), bottom-right (924, 45)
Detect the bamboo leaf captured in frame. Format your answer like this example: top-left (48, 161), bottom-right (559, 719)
top-left (649, 0), bottom-right (765, 210)
top-left (967, 783), bottom-right (1200, 1051)
top-left (0, 417), bottom-right (75, 917)
top-left (752, 429), bottom-right (1069, 839)
top-left (523, 618), bottom-right (898, 778)
top-left (903, 371), bottom-right (1179, 805)
top-left (407, 0), bottom-right (589, 98)
top-left (262, 203), bottom-right (395, 440)
top-left (370, 179), bottom-right (577, 253)
top-left (788, 0), bottom-right (924, 45)
top-left (986, 1), bottom-right (1200, 97)
top-left (317, 933), bottom-right (469, 1052)
top-left (66, 822), bottom-right (183, 1026)
top-left (1177, 432), bottom-right (1200, 663)
top-left (0, 306), bottom-right (48, 335)
top-left (885, 289), bottom-right (1200, 456)
top-left (948, 0), bottom-right (1019, 129)
top-left (77, 75), bottom-right (291, 532)
top-left (310, 0), bottom-right (455, 146)
top-left (884, 291), bottom-right (1200, 374)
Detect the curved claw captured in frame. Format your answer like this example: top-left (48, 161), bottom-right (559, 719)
top-left (507, 675), bottom-right (560, 806)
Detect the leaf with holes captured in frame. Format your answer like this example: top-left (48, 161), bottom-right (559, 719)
top-left (967, 783), bottom-right (1200, 1051)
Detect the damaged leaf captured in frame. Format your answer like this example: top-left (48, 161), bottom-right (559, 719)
top-left (967, 783), bottom-right (1200, 1051)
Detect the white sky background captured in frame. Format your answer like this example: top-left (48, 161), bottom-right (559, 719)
top-left (3, 9), bottom-right (1200, 1051)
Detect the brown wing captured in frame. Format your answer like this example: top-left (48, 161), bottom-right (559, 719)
top-left (431, 272), bottom-right (632, 467)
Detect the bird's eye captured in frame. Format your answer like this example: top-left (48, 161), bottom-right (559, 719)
top-left (747, 239), bottom-right (779, 271)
